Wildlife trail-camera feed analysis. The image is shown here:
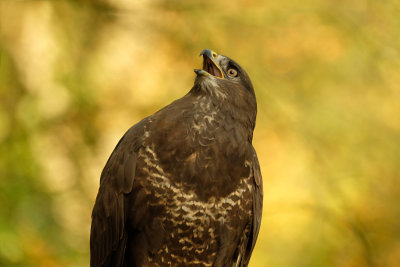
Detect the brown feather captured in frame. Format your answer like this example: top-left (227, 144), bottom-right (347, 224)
top-left (90, 51), bottom-right (263, 267)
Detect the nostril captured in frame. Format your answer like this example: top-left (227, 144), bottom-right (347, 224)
top-left (212, 52), bottom-right (217, 58)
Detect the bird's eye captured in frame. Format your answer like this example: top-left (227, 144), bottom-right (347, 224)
top-left (227, 68), bottom-right (238, 77)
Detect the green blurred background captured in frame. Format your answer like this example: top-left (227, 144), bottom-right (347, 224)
top-left (0, 0), bottom-right (399, 266)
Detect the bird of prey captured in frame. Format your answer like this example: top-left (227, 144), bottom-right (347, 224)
top-left (90, 49), bottom-right (263, 267)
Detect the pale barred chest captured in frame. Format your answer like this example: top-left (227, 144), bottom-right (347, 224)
top-left (138, 145), bottom-right (253, 266)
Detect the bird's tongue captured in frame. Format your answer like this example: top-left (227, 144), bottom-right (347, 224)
top-left (204, 56), bottom-right (223, 78)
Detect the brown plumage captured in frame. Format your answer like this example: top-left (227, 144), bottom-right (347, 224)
top-left (90, 49), bottom-right (263, 267)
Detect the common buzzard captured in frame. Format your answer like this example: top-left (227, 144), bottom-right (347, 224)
top-left (90, 49), bottom-right (263, 267)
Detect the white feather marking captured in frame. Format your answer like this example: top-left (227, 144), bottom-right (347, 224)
top-left (140, 145), bottom-right (253, 265)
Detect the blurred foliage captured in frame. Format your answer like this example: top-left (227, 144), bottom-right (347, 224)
top-left (0, 0), bottom-right (399, 266)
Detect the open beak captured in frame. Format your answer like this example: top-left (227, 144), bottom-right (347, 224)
top-left (194, 49), bottom-right (225, 79)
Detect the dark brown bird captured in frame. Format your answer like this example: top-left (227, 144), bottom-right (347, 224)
top-left (90, 49), bottom-right (263, 267)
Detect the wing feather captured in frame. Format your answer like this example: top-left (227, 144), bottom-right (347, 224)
top-left (90, 124), bottom-right (142, 267)
top-left (244, 147), bottom-right (263, 266)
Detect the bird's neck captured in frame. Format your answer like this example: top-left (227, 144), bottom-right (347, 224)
top-left (188, 88), bottom-right (257, 143)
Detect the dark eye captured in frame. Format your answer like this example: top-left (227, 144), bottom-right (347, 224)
top-left (227, 68), bottom-right (238, 77)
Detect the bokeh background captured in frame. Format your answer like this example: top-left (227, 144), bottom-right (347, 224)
top-left (1, 0), bottom-right (399, 266)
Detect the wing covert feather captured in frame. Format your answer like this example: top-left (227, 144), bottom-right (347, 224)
top-left (90, 123), bottom-right (143, 267)
top-left (243, 147), bottom-right (263, 266)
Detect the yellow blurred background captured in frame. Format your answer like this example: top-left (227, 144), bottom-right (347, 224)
top-left (1, 0), bottom-right (399, 266)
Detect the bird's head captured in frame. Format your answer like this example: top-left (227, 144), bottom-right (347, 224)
top-left (193, 49), bottom-right (255, 100)
top-left (192, 49), bottom-right (257, 132)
